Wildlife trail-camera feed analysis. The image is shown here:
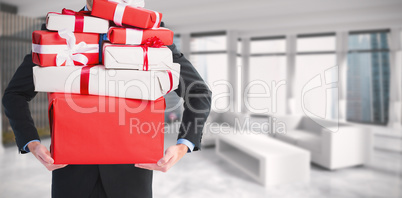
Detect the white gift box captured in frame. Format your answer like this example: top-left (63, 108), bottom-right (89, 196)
top-left (46, 13), bottom-right (109, 34)
top-left (103, 42), bottom-right (173, 70)
top-left (33, 64), bottom-right (180, 100)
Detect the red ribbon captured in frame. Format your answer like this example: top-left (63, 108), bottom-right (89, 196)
top-left (141, 46), bottom-right (149, 71)
top-left (140, 36), bottom-right (165, 71)
top-left (62, 8), bottom-right (91, 33)
top-left (80, 65), bottom-right (95, 95)
top-left (166, 70), bottom-right (173, 94)
top-left (141, 37), bottom-right (173, 93)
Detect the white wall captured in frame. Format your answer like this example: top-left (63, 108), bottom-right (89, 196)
top-left (4, 0), bottom-right (402, 37)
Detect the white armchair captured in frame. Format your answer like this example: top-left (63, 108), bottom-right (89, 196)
top-left (271, 115), bottom-right (371, 170)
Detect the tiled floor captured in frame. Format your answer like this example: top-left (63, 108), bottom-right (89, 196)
top-left (0, 128), bottom-right (401, 198)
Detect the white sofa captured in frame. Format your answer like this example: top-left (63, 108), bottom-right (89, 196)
top-left (270, 115), bottom-right (371, 170)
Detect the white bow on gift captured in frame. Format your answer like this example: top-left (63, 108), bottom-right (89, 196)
top-left (109, 0), bottom-right (145, 7)
top-left (56, 30), bottom-right (98, 66)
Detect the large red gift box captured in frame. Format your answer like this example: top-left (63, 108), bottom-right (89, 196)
top-left (48, 92), bottom-right (165, 164)
top-left (108, 27), bottom-right (173, 45)
top-left (32, 30), bottom-right (99, 66)
top-left (92, 0), bottom-right (162, 29)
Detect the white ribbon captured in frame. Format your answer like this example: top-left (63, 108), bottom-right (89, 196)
top-left (152, 10), bottom-right (160, 29)
top-left (109, 0), bottom-right (144, 27)
top-left (109, 0), bottom-right (160, 28)
top-left (113, 4), bottom-right (126, 27)
top-left (32, 29), bottom-right (99, 66)
top-left (125, 28), bottom-right (144, 44)
top-left (109, 0), bottom-right (145, 7)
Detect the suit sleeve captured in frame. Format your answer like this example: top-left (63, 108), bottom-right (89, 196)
top-left (2, 54), bottom-right (39, 153)
top-left (2, 24), bottom-right (48, 153)
top-left (168, 43), bottom-right (212, 151)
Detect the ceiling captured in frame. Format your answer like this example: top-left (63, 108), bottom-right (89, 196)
top-left (2, 0), bottom-right (402, 36)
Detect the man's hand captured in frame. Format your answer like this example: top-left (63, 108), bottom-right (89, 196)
top-left (135, 144), bottom-right (188, 172)
top-left (28, 141), bottom-right (67, 171)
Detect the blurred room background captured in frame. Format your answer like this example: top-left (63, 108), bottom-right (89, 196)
top-left (0, 0), bottom-right (401, 197)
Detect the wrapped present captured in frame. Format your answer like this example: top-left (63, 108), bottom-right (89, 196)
top-left (108, 27), bottom-right (173, 45)
top-left (91, 0), bottom-right (162, 29)
top-left (46, 9), bottom-right (109, 33)
top-left (48, 92), bottom-right (165, 164)
top-left (33, 64), bottom-right (180, 100)
top-left (103, 42), bottom-right (173, 70)
top-left (32, 30), bottom-right (99, 66)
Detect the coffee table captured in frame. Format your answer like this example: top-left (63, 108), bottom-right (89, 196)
top-left (216, 132), bottom-right (310, 186)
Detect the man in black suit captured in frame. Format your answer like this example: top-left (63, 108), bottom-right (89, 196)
top-left (2, 0), bottom-right (212, 197)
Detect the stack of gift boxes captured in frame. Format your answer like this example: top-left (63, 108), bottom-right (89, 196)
top-left (32, 0), bottom-right (179, 164)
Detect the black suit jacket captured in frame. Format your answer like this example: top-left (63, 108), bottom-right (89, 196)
top-left (2, 22), bottom-right (212, 198)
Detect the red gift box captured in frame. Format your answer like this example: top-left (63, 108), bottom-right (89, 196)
top-left (32, 30), bottom-right (99, 66)
top-left (48, 93), bottom-right (165, 164)
top-left (108, 27), bottom-right (173, 45)
top-left (92, 0), bottom-right (162, 29)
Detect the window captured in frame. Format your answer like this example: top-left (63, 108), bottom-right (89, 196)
top-left (346, 30), bottom-right (390, 125)
top-left (246, 36), bottom-right (287, 114)
top-left (295, 33), bottom-right (337, 119)
top-left (251, 37), bottom-right (286, 54)
top-left (297, 34), bottom-right (335, 52)
top-left (190, 32), bottom-right (226, 52)
top-left (189, 32), bottom-right (229, 112)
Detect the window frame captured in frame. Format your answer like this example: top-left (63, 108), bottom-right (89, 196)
top-left (296, 32), bottom-right (336, 55)
top-left (249, 35), bottom-right (286, 56)
top-left (294, 33), bottom-right (337, 119)
top-left (190, 31), bottom-right (227, 55)
top-left (346, 29), bottom-right (391, 125)
top-left (246, 36), bottom-right (288, 115)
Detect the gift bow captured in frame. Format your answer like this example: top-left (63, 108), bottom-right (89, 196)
top-left (61, 9), bottom-right (91, 32)
top-left (56, 30), bottom-right (97, 66)
top-left (143, 36), bottom-right (164, 48)
top-left (61, 8), bottom-right (91, 16)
